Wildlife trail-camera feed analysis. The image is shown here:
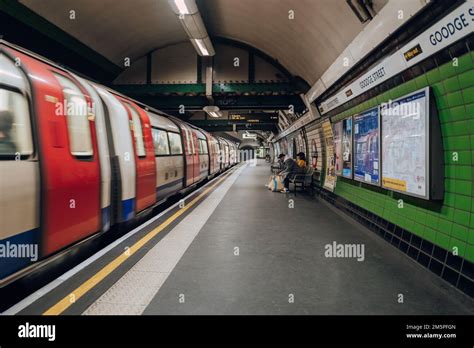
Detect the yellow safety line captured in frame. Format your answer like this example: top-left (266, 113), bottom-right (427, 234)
top-left (43, 168), bottom-right (236, 315)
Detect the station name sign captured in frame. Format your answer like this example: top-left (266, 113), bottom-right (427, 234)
top-left (318, 2), bottom-right (474, 115)
top-left (273, 111), bottom-right (317, 141)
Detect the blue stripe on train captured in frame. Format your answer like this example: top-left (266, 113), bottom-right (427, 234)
top-left (156, 178), bottom-right (183, 200)
top-left (0, 228), bottom-right (40, 280)
top-left (122, 198), bottom-right (135, 222)
top-left (101, 206), bottom-right (111, 232)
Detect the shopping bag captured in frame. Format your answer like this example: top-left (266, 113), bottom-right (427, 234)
top-left (266, 175), bottom-right (274, 188)
top-left (269, 175), bottom-right (284, 192)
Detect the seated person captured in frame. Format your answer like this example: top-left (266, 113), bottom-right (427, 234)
top-left (276, 153), bottom-right (285, 169)
top-left (296, 152), bottom-right (307, 170)
top-left (278, 154), bottom-right (297, 193)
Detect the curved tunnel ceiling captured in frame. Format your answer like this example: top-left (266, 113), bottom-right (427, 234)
top-left (19, 0), bottom-right (373, 85)
top-left (199, 0), bottom-right (368, 85)
top-left (18, 0), bottom-right (188, 65)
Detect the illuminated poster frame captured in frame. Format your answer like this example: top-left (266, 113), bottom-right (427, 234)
top-left (353, 106), bottom-right (380, 186)
top-left (322, 119), bottom-right (336, 191)
top-left (341, 116), bottom-right (353, 179)
top-left (333, 121), bottom-right (343, 176)
top-left (381, 87), bottom-right (431, 199)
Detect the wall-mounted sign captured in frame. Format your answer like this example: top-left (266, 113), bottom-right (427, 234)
top-left (381, 87), bottom-right (430, 199)
top-left (403, 44), bottom-right (423, 62)
top-left (353, 107), bottom-right (380, 186)
top-left (317, 2), bottom-right (474, 115)
top-left (274, 111), bottom-right (317, 141)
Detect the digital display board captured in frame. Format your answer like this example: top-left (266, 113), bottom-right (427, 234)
top-left (381, 87), bottom-right (430, 199)
top-left (333, 121), bottom-right (343, 176)
top-left (228, 112), bottom-right (278, 124)
top-left (353, 107), bottom-right (380, 186)
top-left (341, 117), bottom-right (353, 178)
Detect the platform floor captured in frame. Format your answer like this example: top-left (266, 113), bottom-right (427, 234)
top-left (140, 161), bottom-right (472, 315)
top-left (8, 160), bottom-right (473, 315)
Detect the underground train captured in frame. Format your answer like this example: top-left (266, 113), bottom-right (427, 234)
top-left (0, 41), bottom-right (239, 284)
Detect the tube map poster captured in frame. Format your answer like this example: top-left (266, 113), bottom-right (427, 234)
top-left (381, 88), bottom-right (429, 198)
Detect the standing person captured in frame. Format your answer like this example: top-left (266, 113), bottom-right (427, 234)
top-left (278, 154), bottom-right (296, 193)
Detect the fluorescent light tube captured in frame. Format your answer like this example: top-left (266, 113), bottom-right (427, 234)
top-left (194, 39), bottom-right (209, 56)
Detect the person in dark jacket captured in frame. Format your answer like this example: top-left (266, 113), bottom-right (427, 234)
top-left (0, 110), bottom-right (16, 155)
top-left (278, 155), bottom-right (297, 193)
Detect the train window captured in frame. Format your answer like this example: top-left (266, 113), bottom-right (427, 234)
top-left (198, 139), bottom-right (203, 154)
top-left (0, 89), bottom-right (33, 158)
top-left (124, 103), bottom-right (146, 158)
top-left (53, 73), bottom-right (93, 157)
top-left (151, 128), bottom-right (169, 155)
top-left (168, 132), bottom-right (183, 155)
top-left (200, 139), bottom-right (208, 154)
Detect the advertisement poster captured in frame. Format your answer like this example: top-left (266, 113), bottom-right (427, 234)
top-left (322, 119), bottom-right (336, 191)
top-left (333, 121), bottom-right (343, 176)
top-left (353, 107), bottom-right (380, 186)
top-left (342, 117), bottom-right (353, 178)
top-left (280, 138), bottom-right (288, 155)
top-left (381, 88), bottom-right (429, 198)
top-left (307, 125), bottom-right (323, 172)
top-left (311, 139), bottom-right (318, 169)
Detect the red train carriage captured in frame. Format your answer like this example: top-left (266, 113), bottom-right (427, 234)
top-left (0, 40), bottom-right (239, 285)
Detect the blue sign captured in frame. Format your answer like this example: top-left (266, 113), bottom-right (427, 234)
top-left (353, 107), bottom-right (380, 185)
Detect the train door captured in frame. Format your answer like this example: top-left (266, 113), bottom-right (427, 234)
top-left (198, 137), bottom-right (209, 181)
top-left (0, 52), bottom-right (40, 280)
top-left (218, 138), bottom-right (225, 171)
top-left (207, 135), bottom-right (218, 176)
top-left (73, 74), bottom-right (111, 233)
top-left (213, 138), bottom-right (221, 172)
top-left (118, 99), bottom-right (156, 213)
top-left (94, 86), bottom-right (136, 224)
top-left (224, 143), bottom-right (230, 168)
top-left (190, 129), bottom-right (200, 182)
top-left (180, 125), bottom-right (194, 186)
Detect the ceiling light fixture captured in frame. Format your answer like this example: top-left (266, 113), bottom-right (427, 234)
top-left (191, 38), bottom-right (211, 56)
top-left (168, 0), bottom-right (214, 57)
top-left (168, 0), bottom-right (197, 15)
top-left (203, 105), bottom-right (223, 118)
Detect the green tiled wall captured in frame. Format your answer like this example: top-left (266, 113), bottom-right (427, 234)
top-left (331, 51), bottom-right (474, 263)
